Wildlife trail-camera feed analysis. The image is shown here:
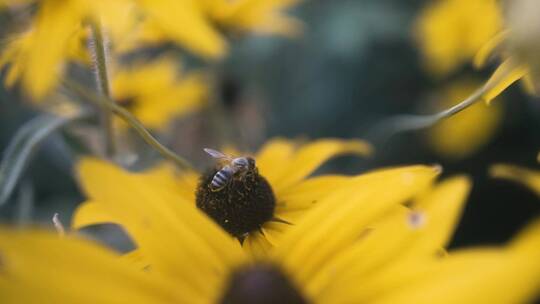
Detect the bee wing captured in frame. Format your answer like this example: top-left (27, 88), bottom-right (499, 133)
top-left (203, 148), bottom-right (232, 160)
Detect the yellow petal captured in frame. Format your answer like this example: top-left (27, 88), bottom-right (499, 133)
top-left (0, 32), bottom-right (30, 89)
top-left (271, 139), bottom-right (372, 191)
top-left (414, 0), bottom-right (502, 76)
top-left (309, 176), bottom-right (471, 300)
top-left (260, 224), bottom-right (286, 246)
top-left (521, 74), bottom-right (539, 96)
top-left (72, 200), bottom-right (116, 229)
top-left (0, 228), bottom-right (193, 303)
top-left (75, 158), bottom-right (244, 297)
top-left (255, 138), bottom-right (296, 185)
top-left (405, 176), bottom-right (471, 252)
top-left (277, 175), bottom-right (350, 213)
top-left (473, 30), bottom-right (508, 68)
top-left (372, 219), bottom-right (540, 304)
top-left (482, 58), bottom-right (528, 104)
top-left (212, 0), bottom-right (304, 37)
top-left (23, 0), bottom-right (85, 99)
top-left (275, 165), bottom-right (440, 285)
top-left (121, 249), bottom-right (150, 271)
top-left (509, 218), bottom-right (540, 254)
top-left (135, 0), bottom-right (226, 59)
top-left (243, 232), bottom-right (272, 259)
top-left (112, 56), bottom-right (208, 129)
top-left (490, 164), bottom-right (540, 197)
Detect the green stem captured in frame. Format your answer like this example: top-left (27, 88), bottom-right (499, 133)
top-left (367, 66), bottom-right (514, 142)
top-left (65, 80), bottom-right (195, 171)
top-left (89, 21), bottom-right (115, 157)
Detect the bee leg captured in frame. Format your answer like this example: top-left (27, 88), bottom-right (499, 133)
top-left (209, 184), bottom-right (225, 192)
top-left (271, 217), bottom-right (293, 225)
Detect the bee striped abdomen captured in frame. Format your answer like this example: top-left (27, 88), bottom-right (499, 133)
top-left (211, 167), bottom-right (233, 190)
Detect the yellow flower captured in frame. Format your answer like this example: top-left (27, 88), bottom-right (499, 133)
top-left (0, 0), bottom-right (305, 99)
top-left (472, 0), bottom-right (540, 104)
top-left (203, 0), bottom-right (304, 37)
top-left (426, 79), bottom-right (503, 160)
top-left (111, 56), bottom-right (208, 129)
top-left (414, 0), bottom-right (502, 76)
top-left (115, 0), bottom-right (304, 55)
top-left (0, 0), bottom-right (99, 99)
top-left (474, 33), bottom-right (534, 104)
top-left (73, 138), bottom-right (372, 257)
top-left (2, 168), bottom-right (540, 303)
top-left (0, 0), bottom-right (147, 100)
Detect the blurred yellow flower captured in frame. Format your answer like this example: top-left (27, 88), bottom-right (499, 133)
top-left (3, 167), bottom-right (540, 302)
top-left (115, 0), bottom-right (304, 54)
top-left (204, 0), bottom-right (304, 37)
top-left (414, 0), bottom-right (502, 76)
top-left (474, 0), bottom-right (540, 104)
top-left (0, 0), bottom-right (147, 100)
top-left (0, 0), bottom-right (303, 100)
top-left (427, 79), bottom-right (503, 160)
top-left (111, 57), bottom-right (208, 129)
top-left (474, 33), bottom-right (533, 104)
top-left (0, 0), bottom-right (98, 99)
top-left (72, 138), bottom-right (372, 257)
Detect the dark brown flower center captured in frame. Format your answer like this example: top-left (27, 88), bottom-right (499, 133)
top-left (219, 264), bottom-right (309, 304)
top-left (195, 163), bottom-right (276, 239)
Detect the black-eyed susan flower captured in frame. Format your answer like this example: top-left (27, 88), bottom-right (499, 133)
top-left (414, 0), bottom-right (502, 76)
top-left (0, 0), bottom-right (304, 100)
top-left (0, 0), bottom-right (99, 99)
top-left (426, 79), bottom-right (503, 160)
top-left (73, 138), bottom-right (372, 256)
top-left (2, 167), bottom-right (540, 303)
top-left (111, 56), bottom-right (208, 129)
top-left (117, 0), bottom-right (304, 54)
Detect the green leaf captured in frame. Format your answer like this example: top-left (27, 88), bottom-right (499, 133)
top-left (0, 110), bottom-right (87, 206)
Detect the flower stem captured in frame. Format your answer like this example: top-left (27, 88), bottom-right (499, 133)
top-left (89, 21), bottom-right (115, 157)
top-left (366, 66), bottom-right (514, 143)
top-left (64, 79), bottom-right (195, 172)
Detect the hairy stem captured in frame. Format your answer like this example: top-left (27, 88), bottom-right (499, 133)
top-left (89, 21), bottom-right (115, 157)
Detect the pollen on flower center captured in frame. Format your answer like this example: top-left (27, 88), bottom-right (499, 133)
top-left (219, 264), bottom-right (309, 304)
top-left (195, 162), bottom-right (276, 239)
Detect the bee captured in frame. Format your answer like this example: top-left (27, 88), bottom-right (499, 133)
top-left (203, 148), bottom-right (255, 192)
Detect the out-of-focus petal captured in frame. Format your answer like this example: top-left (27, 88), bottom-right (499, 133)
top-left (490, 164), bottom-right (540, 197)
